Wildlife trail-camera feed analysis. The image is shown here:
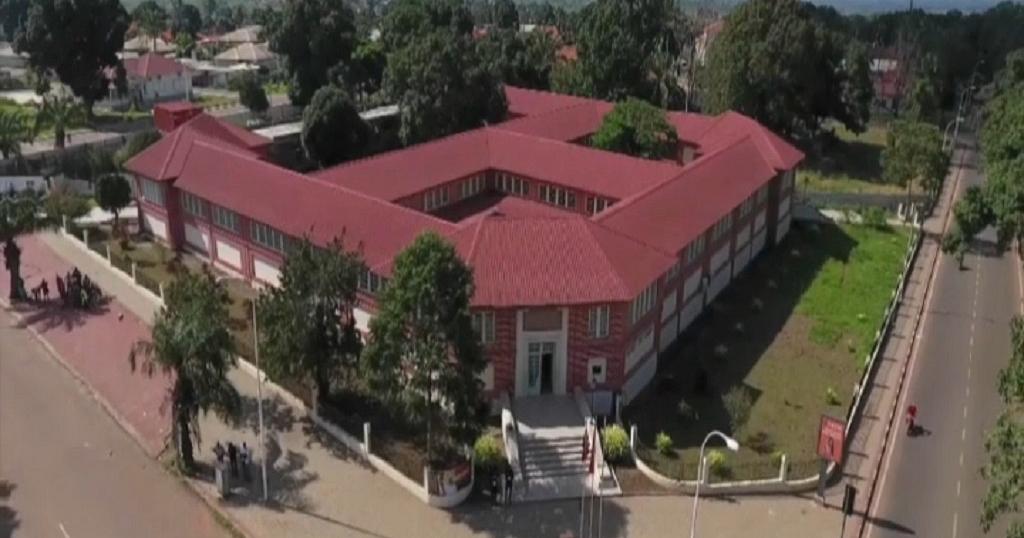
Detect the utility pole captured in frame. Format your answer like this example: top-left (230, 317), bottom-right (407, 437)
top-left (252, 300), bottom-right (269, 502)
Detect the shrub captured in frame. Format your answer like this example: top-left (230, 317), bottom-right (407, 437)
top-left (862, 206), bottom-right (889, 230)
top-left (473, 434), bottom-right (505, 472)
top-left (743, 431), bottom-right (775, 455)
top-left (602, 424), bottom-right (630, 463)
top-left (825, 386), bottom-right (841, 406)
top-left (723, 386), bottom-right (754, 431)
top-left (707, 449), bottom-right (728, 478)
top-left (655, 431), bottom-right (673, 456)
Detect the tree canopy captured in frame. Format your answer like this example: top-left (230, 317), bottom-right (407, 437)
top-left (266, 0), bottom-right (357, 106)
top-left (591, 98), bottom-right (679, 160)
top-left (700, 0), bottom-right (872, 139)
top-left (95, 174), bottom-right (132, 231)
top-left (493, 0), bottom-right (519, 30)
top-left (882, 120), bottom-right (948, 202)
top-left (362, 232), bottom-right (488, 460)
top-left (257, 237), bottom-right (364, 403)
top-left (132, 0), bottom-right (168, 45)
top-left (476, 28), bottom-right (556, 91)
top-left (301, 85), bottom-right (371, 168)
top-left (236, 72), bottom-right (270, 115)
top-left (380, 0), bottom-right (473, 53)
top-left (13, 0), bottom-right (129, 114)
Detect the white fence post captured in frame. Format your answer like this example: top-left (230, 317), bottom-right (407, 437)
top-left (363, 422), bottom-right (371, 456)
top-left (62, 215), bottom-right (68, 232)
top-left (106, 244), bottom-right (112, 264)
top-left (158, 282), bottom-right (165, 301)
top-left (82, 228), bottom-right (89, 246)
top-left (630, 424), bottom-right (638, 452)
top-left (701, 455), bottom-right (710, 485)
top-left (779, 454), bottom-right (788, 481)
top-left (131, 261), bottom-right (137, 282)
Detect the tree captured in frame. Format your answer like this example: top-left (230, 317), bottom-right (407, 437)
top-left (130, 271), bottom-right (241, 470)
top-left (266, 0), bottom-right (357, 106)
top-left (493, 0), bottom-right (519, 30)
top-left (380, 0), bottom-right (473, 53)
top-left (43, 183), bottom-right (91, 229)
top-left (980, 317), bottom-right (1024, 536)
top-left (954, 185), bottom-right (994, 240)
top-left (700, 0), bottom-right (869, 138)
top-left (941, 225), bottom-right (969, 269)
top-left (170, 1), bottom-right (203, 37)
top-left (476, 29), bottom-right (556, 91)
top-left (95, 174), bottom-right (132, 232)
top-left (0, 111), bottom-right (30, 161)
top-left (34, 90), bottom-right (85, 150)
top-left (301, 85), bottom-right (371, 168)
top-left (907, 74), bottom-right (940, 125)
top-left (385, 32), bottom-right (507, 145)
top-left (0, 0), bottom-right (30, 41)
top-left (591, 98), bottom-right (679, 160)
top-left (362, 232), bottom-right (488, 462)
top-left (257, 238), bottom-right (364, 404)
top-left (997, 48), bottom-right (1024, 90)
top-left (882, 120), bottom-right (949, 208)
top-left (13, 0), bottom-right (129, 116)
top-left (132, 0), bottom-right (168, 50)
top-left (174, 32), bottom-right (196, 57)
top-left (236, 73), bottom-right (270, 116)
top-left (1, 189), bottom-right (42, 301)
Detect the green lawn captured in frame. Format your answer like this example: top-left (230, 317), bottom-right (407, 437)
top-left (194, 94), bottom-right (238, 109)
top-left (624, 222), bottom-right (912, 482)
top-left (263, 82), bottom-right (290, 96)
top-left (797, 122), bottom-right (911, 195)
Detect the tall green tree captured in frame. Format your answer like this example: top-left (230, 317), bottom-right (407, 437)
top-left (0, 111), bottom-right (30, 161)
top-left (380, 0), bottom-right (473, 53)
top-left (907, 72), bottom-right (941, 125)
top-left (882, 120), bottom-right (949, 206)
top-left (266, 0), bottom-right (357, 106)
top-left (236, 72), bottom-right (270, 116)
top-left (1, 189), bottom-right (42, 301)
top-left (476, 29), bottom-right (556, 91)
top-left (591, 98), bottom-right (679, 160)
top-left (257, 237), bottom-right (364, 404)
top-left (997, 48), bottom-right (1024, 91)
top-left (13, 0), bottom-right (129, 116)
top-left (132, 0), bottom-right (168, 49)
top-left (362, 232), bottom-right (488, 462)
top-left (34, 90), bottom-right (85, 151)
top-left (130, 271), bottom-right (241, 470)
top-left (385, 31), bottom-right (507, 145)
top-left (0, 0), bottom-right (30, 41)
top-left (95, 174), bottom-right (132, 232)
top-left (301, 85), bottom-right (371, 168)
top-left (700, 0), bottom-right (870, 138)
top-left (493, 0), bottom-right (519, 30)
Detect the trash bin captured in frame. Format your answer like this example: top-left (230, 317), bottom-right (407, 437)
top-left (215, 462), bottom-right (230, 498)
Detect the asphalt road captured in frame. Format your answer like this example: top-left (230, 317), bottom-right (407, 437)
top-left (867, 138), bottom-right (1020, 538)
top-left (0, 309), bottom-right (229, 538)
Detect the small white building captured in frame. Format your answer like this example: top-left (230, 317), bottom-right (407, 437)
top-left (110, 53), bottom-right (192, 107)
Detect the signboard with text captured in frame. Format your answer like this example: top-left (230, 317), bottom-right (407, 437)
top-left (817, 415), bottom-right (845, 463)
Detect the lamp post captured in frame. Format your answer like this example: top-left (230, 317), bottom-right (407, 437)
top-left (942, 116), bottom-right (963, 153)
top-left (689, 430), bottom-right (740, 538)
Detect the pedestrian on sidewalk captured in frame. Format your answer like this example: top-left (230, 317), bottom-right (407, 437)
top-left (56, 275), bottom-right (66, 305)
top-left (240, 442), bottom-right (251, 482)
top-left (227, 442), bottom-right (238, 478)
top-left (213, 441), bottom-right (226, 463)
top-left (503, 460), bottom-right (514, 505)
top-left (41, 279), bottom-right (49, 302)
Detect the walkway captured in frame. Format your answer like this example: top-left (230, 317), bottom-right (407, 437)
top-left (5, 230), bottom-right (846, 537)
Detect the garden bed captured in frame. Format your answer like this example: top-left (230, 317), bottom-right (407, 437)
top-left (624, 222), bottom-right (911, 481)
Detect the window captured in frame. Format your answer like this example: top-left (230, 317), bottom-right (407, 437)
top-left (251, 220), bottom-right (286, 252)
top-left (685, 234), bottom-right (706, 264)
top-left (423, 186), bottom-right (450, 211)
top-left (539, 184), bottom-right (576, 209)
top-left (472, 311), bottom-right (496, 344)
top-left (588, 305), bottom-right (610, 338)
top-left (460, 175), bottom-right (485, 199)
top-left (587, 358), bottom-right (607, 384)
top-left (211, 204), bottom-right (239, 233)
top-left (140, 178), bottom-right (164, 206)
top-left (497, 173), bottom-right (529, 196)
top-left (181, 191), bottom-right (204, 217)
top-left (629, 282), bottom-right (657, 325)
top-left (587, 196), bottom-right (611, 215)
top-left (359, 269), bottom-right (386, 294)
top-left (665, 260), bottom-right (682, 281)
top-left (711, 213), bottom-right (733, 242)
top-left (739, 196), bottom-right (754, 218)
top-left (756, 184), bottom-right (768, 204)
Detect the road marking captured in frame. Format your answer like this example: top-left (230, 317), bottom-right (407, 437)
top-left (962, 428), bottom-right (966, 441)
top-left (957, 480), bottom-right (961, 497)
top-left (960, 451), bottom-right (964, 467)
top-left (963, 406), bottom-right (968, 419)
top-left (966, 384), bottom-right (970, 396)
top-left (953, 512), bottom-right (959, 538)
top-left (59, 523), bottom-right (71, 538)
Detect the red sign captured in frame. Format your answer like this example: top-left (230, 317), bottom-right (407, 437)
top-left (817, 415), bottom-right (845, 463)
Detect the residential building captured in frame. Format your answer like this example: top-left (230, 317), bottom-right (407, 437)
top-left (106, 53), bottom-right (192, 108)
top-left (124, 87), bottom-right (802, 406)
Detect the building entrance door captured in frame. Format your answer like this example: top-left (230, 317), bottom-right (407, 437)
top-left (526, 341), bottom-right (557, 396)
top-left (541, 349), bottom-right (554, 394)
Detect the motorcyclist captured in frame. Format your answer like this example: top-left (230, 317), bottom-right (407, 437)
top-left (906, 404), bottom-right (918, 434)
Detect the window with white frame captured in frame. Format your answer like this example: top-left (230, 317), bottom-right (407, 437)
top-left (685, 234), bottom-right (706, 264)
top-left (739, 196), bottom-right (754, 218)
top-left (539, 184), bottom-right (576, 209)
top-left (497, 173), bottom-right (529, 196)
top-left (588, 305), bottom-right (610, 338)
top-left (587, 196), bottom-right (611, 215)
top-left (460, 175), bottom-right (485, 199)
top-left (629, 282), bottom-right (657, 324)
top-left (587, 357), bottom-right (607, 384)
top-left (140, 178), bottom-right (164, 206)
top-left (358, 269), bottom-right (386, 294)
top-left (756, 184), bottom-right (768, 204)
top-left (711, 213), bottom-right (733, 242)
top-left (472, 311), bottom-right (496, 344)
top-left (211, 204), bottom-right (239, 233)
top-left (665, 260), bottom-right (682, 281)
top-left (423, 186), bottom-right (450, 211)
top-left (181, 191), bottom-right (204, 217)
top-left (250, 220), bottom-right (287, 252)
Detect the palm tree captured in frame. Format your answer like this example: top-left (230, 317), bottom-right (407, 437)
top-left (35, 90), bottom-right (85, 151)
top-left (1, 189), bottom-right (43, 301)
top-left (130, 271), bottom-right (241, 470)
top-left (0, 111), bottom-right (30, 160)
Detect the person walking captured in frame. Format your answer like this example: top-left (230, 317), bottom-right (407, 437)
top-left (41, 279), bottom-right (49, 301)
top-left (240, 442), bottom-right (251, 482)
top-left (213, 441), bottom-right (226, 463)
top-left (503, 460), bottom-right (514, 505)
top-left (227, 442), bottom-right (238, 478)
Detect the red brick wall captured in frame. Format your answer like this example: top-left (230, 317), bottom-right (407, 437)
top-left (484, 308), bottom-right (519, 396)
top-left (566, 303), bottom-right (628, 391)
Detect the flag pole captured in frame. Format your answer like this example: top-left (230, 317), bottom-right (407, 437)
top-left (253, 299), bottom-right (269, 502)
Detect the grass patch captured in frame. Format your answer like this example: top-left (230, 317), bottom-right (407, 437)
top-left (263, 82), bottom-right (289, 96)
top-left (194, 94), bottom-right (238, 109)
top-left (624, 222), bottom-right (912, 481)
top-left (798, 122), bottom-right (907, 195)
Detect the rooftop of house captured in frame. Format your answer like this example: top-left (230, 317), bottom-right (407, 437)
top-left (123, 52), bottom-right (188, 79)
top-left (128, 86), bottom-right (804, 307)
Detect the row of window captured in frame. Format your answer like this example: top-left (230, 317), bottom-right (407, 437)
top-left (539, 184), bottom-right (577, 209)
top-left (711, 213), bottom-right (733, 242)
top-left (251, 220), bottom-right (287, 253)
top-left (460, 175), bottom-right (485, 199)
top-left (141, 179), bottom-right (164, 206)
top-left (470, 306), bottom-right (613, 344)
top-left (629, 282), bottom-right (658, 325)
top-left (182, 191), bottom-right (204, 217)
top-left (423, 186), bottom-right (451, 211)
top-left (587, 196), bottom-right (611, 215)
top-left (686, 234), bottom-right (706, 264)
top-left (496, 173), bottom-right (529, 196)
top-left (358, 269), bottom-right (387, 294)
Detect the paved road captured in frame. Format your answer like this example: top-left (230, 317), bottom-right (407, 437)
top-left (0, 309), bottom-right (229, 538)
top-left (867, 138), bottom-right (1020, 537)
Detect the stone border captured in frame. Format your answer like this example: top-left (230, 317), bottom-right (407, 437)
top-left (630, 222), bottom-right (923, 494)
top-left (58, 228), bottom-right (473, 507)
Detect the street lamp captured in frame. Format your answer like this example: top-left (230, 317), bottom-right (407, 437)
top-left (942, 116), bottom-right (963, 152)
top-left (689, 430), bottom-right (740, 538)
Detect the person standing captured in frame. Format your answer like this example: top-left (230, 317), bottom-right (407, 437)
top-left (240, 442), bottom-right (251, 482)
top-left (503, 460), bottom-right (514, 505)
top-left (227, 442), bottom-right (238, 478)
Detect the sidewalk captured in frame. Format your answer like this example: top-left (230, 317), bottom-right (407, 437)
top-left (839, 141), bottom-right (968, 537)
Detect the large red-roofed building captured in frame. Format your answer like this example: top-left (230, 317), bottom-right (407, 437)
top-left (125, 87), bottom-right (803, 405)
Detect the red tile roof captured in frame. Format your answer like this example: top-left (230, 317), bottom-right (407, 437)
top-left (123, 53), bottom-right (188, 78)
top-left (504, 86), bottom-right (593, 117)
top-left (451, 214), bottom-right (676, 306)
top-left (124, 114), bottom-right (271, 181)
top-left (691, 112), bottom-right (804, 170)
